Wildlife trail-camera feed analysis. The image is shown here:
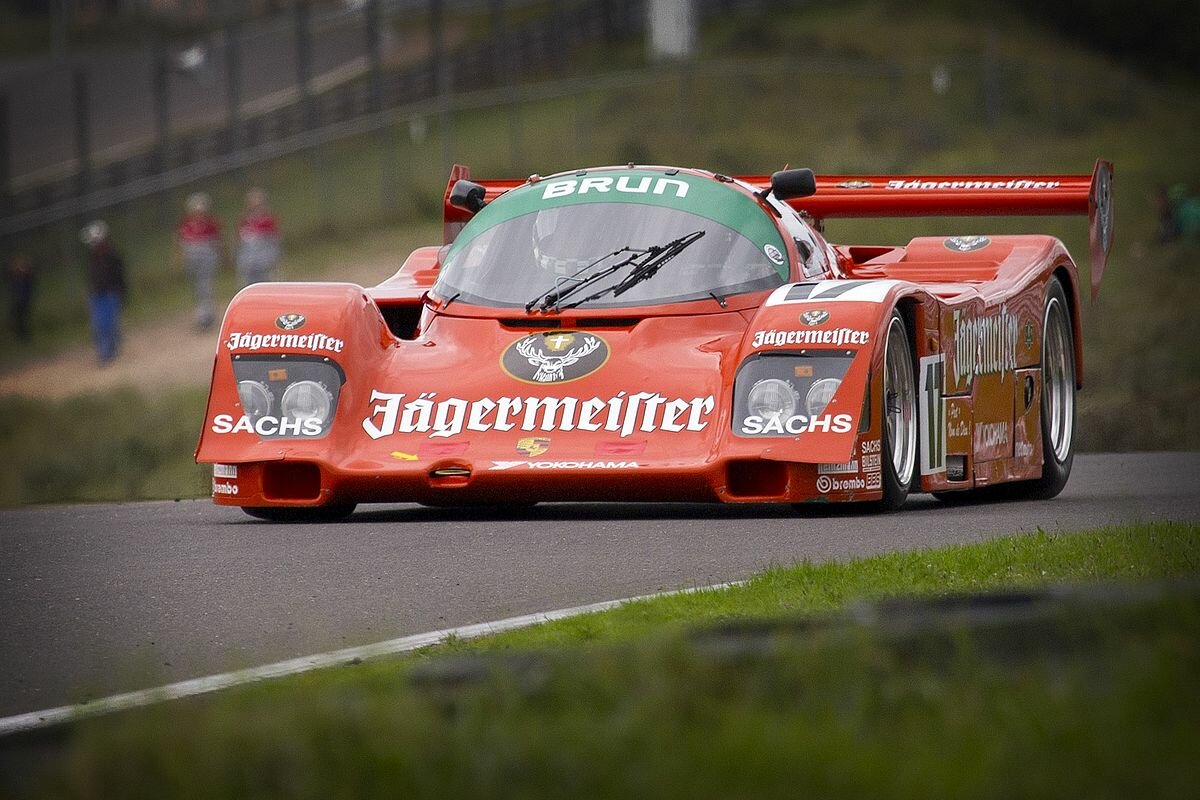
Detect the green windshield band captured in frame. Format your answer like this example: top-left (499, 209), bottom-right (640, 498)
top-left (448, 170), bottom-right (789, 279)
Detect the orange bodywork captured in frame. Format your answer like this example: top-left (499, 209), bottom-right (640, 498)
top-left (196, 162), bottom-right (1112, 510)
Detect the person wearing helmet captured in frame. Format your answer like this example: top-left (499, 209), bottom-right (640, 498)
top-left (79, 220), bottom-right (127, 364)
top-left (236, 188), bottom-right (281, 287)
top-left (176, 192), bottom-right (223, 330)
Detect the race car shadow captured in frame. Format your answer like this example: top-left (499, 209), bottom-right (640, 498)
top-left (342, 498), bottom-right (937, 524)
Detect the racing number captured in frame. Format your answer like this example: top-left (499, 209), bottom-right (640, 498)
top-left (919, 354), bottom-right (946, 475)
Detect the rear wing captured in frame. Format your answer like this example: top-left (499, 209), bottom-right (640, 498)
top-left (443, 160), bottom-right (1113, 299)
top-left (736, 159), bottom-right (1113, 300)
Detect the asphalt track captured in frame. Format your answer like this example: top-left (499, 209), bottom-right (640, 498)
top-left (0, 451), bottom-right (1197, 719)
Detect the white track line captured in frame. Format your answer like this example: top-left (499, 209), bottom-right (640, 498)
top-left (0, 580), bottom-right (744, 737)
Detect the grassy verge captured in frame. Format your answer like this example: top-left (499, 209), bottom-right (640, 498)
top-left (3, 522), bottom-right (1197, 798)
top-left (0, 387), bottom-right (211, 506)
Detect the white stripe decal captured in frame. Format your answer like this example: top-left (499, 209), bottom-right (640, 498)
top-left (765, 280), bottom-right (901, 306)
top-left (0, 580), bottom-right (744, 737)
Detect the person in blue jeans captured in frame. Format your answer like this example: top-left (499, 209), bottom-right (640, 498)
top-left (79, 221), bottom-right (127, 364)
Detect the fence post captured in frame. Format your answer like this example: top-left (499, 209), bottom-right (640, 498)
top-left (295, 1), bottom-right (315, 130)
top-left (491, 0), bottom-right (520, 171)
top-left (366, 0), bottom-right (383, 114)
top-left (0, 94), bottom-right (10, 214)
top-left (225, 20), bottom-right (242, 152)
top-left (72, 67), bottom-right (91, 197)
top-left (431, 0), bottom-right (453, 177)
top-left (152, 33), bottom-right (170, 172)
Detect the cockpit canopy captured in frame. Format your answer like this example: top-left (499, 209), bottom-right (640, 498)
top-left (433, 169), bottom-right (790, 310)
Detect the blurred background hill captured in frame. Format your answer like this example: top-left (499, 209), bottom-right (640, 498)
top-left (0, 0), bottom-right (1197, 505)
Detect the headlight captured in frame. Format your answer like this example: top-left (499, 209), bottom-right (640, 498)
top-left (280, 380), bottom-right (333, 424)
top-left (237, 380), bottom-right (273, 420)
top-left (747, 378), bottom-right (797, 421)
top-left (806, 377), bottom-right (841, 417)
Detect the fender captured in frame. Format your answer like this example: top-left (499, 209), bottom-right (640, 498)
top-left (732, 279), bottom-right (927, 464)
top-left (195, 282), bottom-right (392, 464)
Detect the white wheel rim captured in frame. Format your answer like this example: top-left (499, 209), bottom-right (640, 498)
top-left (1043, 296), bottom-right (1075, 463)
top-left (883, 316), bottom-right (917, 487)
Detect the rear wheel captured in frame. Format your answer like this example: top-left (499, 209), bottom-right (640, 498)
top-left (878, 311), bottom-right (917, 511)
top-left (241, 504), bottom-right (357, 522)
top-left (1016, 277), bottom-right (1076, 499)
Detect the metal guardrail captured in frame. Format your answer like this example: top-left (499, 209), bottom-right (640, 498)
top-left (0, 0), bottom-right (647, 236)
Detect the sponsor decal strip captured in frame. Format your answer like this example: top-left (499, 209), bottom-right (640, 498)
top-left (362, 392), bottom-right (716, 440)
top-left (211, 415), bottom-right (324, 437)
top-left (753, 328), bottom-right (869, 348)
top-left (490, 461), bottom-right (639, 471)
top-left (0, 580), bottom-right (744, 737)
top-left (227, 332), bottom-right (344, 354)
top-left (541, 175), bottom-right (690, 199)
top-left (952, 305), bottom-right (1019, 381)
top-left (741, 413), bottom-right (853, 436)
top-left (886, 179), bottom-right (1062, 190)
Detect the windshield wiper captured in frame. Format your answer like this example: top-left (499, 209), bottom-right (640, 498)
top-left (557, 230), bottom-right (706, 311)
top-left (524, 247), bottom-right (646, 313)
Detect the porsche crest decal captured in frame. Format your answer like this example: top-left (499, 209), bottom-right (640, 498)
top-left (943, 235), bottom-right (991, 253)
top-left (799, 308), bottom-right (829, 326)
top-left (516, 437), bottom-right (551, 457)
top-left (501, 331), bottom-right (610, 384)
top-left (275, 312), bottom-right (306, 331)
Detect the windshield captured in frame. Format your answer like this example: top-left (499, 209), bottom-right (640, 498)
top-left (434, 170), bottom-right (789, 310)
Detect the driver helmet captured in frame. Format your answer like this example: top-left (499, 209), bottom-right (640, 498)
top-left (532, 207), bottom-right (587, 275)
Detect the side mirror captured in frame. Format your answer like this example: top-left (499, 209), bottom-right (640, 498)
top-left (449, 179), bottom-right (488, 213)
top-left (769, 168), bottom-right (817, 200)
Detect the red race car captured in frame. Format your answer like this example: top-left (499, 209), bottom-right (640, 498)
top-left (196, 161), bottom-right (1113, 520)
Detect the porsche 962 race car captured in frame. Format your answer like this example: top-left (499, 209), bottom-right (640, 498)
top-left (196, 161), bottom-right (1114, 520)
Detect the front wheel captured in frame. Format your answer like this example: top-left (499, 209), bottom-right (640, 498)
top-left (241, 504), bottom-right (357, 522)
top-left (878, 311), bottom-right (918, 511)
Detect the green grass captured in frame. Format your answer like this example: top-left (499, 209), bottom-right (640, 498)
top-left (0, 388), bottom-right (211, 506)
top-left (3, 522), bottom-right (1197, 798)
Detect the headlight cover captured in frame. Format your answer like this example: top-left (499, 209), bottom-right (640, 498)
top-left (734, 352), bottom-right (855, 437)
top-left (806, 377), bottom-right (841, 418)
top-left (281, 380), bottom-right (334, 424)
top-left (237, 380), bottom-right (273, 420)
top-left (230, 355), bottom-right (345, 439)
top-left (747, 378), bottom-right (798, 422)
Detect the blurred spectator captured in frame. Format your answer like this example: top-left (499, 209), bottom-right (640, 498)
top-left (1154, 186), bottom-right (1179, 243)
top-left (176, 192), bottom-right (224, 330)
top-left (1174, 186), bottom-right (1200, 242)
top-left (1157, 185), bottom-right (1200, 243)
top-left (79, 221), bottom-right (127, 365)
top-left (236, 188), bottom-right (281, 287)
top-left (5, 254), bottom-right (35, 341)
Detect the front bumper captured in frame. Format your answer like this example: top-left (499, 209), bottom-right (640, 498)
top-left (207, 452), bottom-right (885, 508)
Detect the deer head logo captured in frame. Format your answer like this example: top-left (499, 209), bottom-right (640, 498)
top-left (515, 334), bottom-right (602, 383)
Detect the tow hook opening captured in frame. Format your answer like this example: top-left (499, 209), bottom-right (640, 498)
top-left (429, 464), bottom-right (472, 487)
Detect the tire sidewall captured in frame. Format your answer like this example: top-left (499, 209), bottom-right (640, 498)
top-left (880, 311), bottom-right (915, 510)
top-left (1036, 278), bottom-right (1076, 496)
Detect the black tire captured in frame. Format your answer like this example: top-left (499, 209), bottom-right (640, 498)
top-left (1014, 277), bottom-right (1076, 499)
top-left (241, 504), bottom-right (357, 522)
top-left (877, 311), bottom-right (918, 511)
